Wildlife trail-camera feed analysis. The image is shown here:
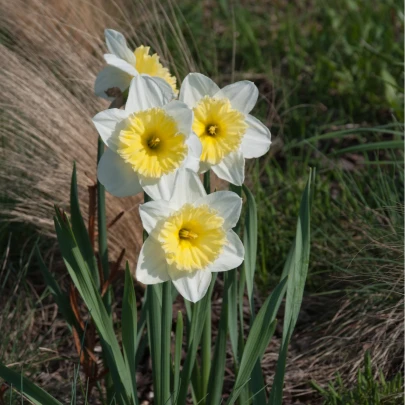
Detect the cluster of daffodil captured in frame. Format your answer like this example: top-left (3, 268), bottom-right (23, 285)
top-left (93, 29), bottom-right (271, 302)
top-left (0, 28), bottom-right (312, 405)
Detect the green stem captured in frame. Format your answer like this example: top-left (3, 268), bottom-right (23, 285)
top-left (203, 171), bottom-right (211, 193)
top-left (144, 192), bottom-right (162, 404)
top-left (201, 307), bottom-right (211, 400)
top-left (147, 285), bottom-right (162, 405)
top-left (97, 137), bottom-right (111, 313)
top-left (96, 136), bottom-right (114, 403)
top-left (200, 171), bottom-right (211, 402)
top-left (161, 281), bottom-right (172, 404)
top-left (174, 311), bottom-right (183, 398)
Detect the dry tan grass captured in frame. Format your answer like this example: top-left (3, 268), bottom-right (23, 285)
top-left (262, 206), bottom-right (404, 400)
top-left (0, 0), bottom-right (197, 265)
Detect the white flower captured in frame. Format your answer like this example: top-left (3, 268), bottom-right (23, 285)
top-left (94, 75), bottom-right (201, 200)
top-left (136, 169), bottom-right (244, 302)
top-left (179, 73), bottom-right (271, 186)
top-left (95, 29), bottom-right (178, 100)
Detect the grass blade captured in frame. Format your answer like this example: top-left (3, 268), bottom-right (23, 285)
top-left (330, 140), bottom-right (404, 155)
top-left (0, 362), bottom-right (63, 405)
top-left (287, 126), bottom-right (404, 150)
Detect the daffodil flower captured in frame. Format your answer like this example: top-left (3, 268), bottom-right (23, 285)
top-left (179, 73), bottom-right (271, 186)
top-left (136, 169), bottom-right (244, 302)
top-left (95, 29), bottom-right (178, 100)
top-left (94, 76), bottom-right (201, 200)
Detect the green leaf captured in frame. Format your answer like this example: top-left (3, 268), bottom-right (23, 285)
top-left (227, 269), bottom-right (238, 363)
top-left (0, 361), bottom-right (63, 405)
top-left (70, 163), bottom-right (99, 288)
top-left (268, 168), bottom-right (315, 405)
top-left (201, 303), bottom-right (211, 402)
top-left (228, 185), bottom-right (242, 364)
top-left (97, 137), bottom-right (111, 312)
top-left (243, 185), bottom-right (266, 404)
top-left (54, 210), bottom-right (133, 404)
top-left (173, 311), bottom-right (183, 399)
top-left (227, 321), bottom-right (277, 405)
top-left (177, 276), bottom-right (216, 404)
top-left (226, 277), bottom-right (288, 405)
top-left (146, 284), bottom-right (162, 405)
top-left (161, 281), bottom-right (172, 404)
top-left (242, 184), bottom-right (257, 315)
top-left (134, 292), bottom-right (148, 369)
top-left (206, 274), bottom-right (230, 405)
top-left (122, 262), bottom-right (138, 404)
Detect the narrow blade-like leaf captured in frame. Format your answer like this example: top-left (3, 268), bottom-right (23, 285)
top-left (0, 361), bottom-right (63, 405)
top-left (268, 168), bottom-right (315, 405)
top-left (70, 163), bottom-right (99, 288)
top-left (122, 262), bottom-right (138, 404)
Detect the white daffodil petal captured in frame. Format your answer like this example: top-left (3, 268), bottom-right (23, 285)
top-left (169, 268), bottom-right (212, 303)
top-left (97, 148), bottom-right (142, 197)
top-left (146, 76), bottom-right (175, 102)
top-left (194, 191), bottom-right (242, 230)
top-left (139, 171), bottom-right (177, 201)
top-left (183, 133), bottom-right (202, 173)
top-left (104, 29), bottom-right (136, 65)
top-left (139, 200), bottom-right (172, 234)
top-left (214, 81), bottom-right (259, 114)
top-left (169, 169), bottom-right (206, 209)
top-left (205, 230), bottom-right (244, 272)
top-left (199, 161), bottom-right (211, 174)
top-left (92, 108), bottom-right (128, 151)
top-left (136, 237), bottom-right (170, 284)
top-left (241, 115), bottom-right (271, 158)
top-left (104, 54), bottom-right (138, 76)
top-left (211, 151), bottom-right (245, 186)
top-left (125, 75), bottom-right (171, 114)
top-left (179, 73), bottom-right (220, 108)
top-left (94, 65), bottom-right (132, 100)
top-left (163, 100), bottom-right (193, 136)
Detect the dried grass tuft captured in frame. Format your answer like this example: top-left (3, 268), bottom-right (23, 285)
top-left (0, 0), bottom-right (197, 264)
top-left (261, 204), bottom-right (404, 401)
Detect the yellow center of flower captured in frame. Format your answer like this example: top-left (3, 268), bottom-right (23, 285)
top-left (117, 108), bottom-right (187, 178)
top-left (134, 46), bottom-right (178, 95)
top-left (157, 204), bottom-right (226, 272)
top-left (192, 96), bottom-right (248, 165)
